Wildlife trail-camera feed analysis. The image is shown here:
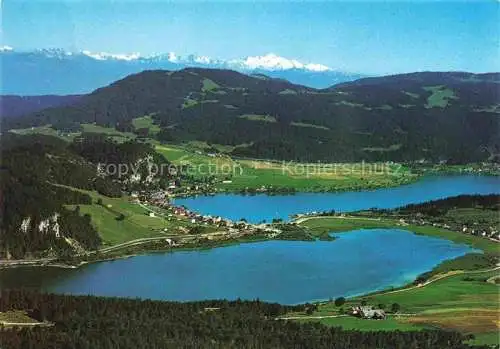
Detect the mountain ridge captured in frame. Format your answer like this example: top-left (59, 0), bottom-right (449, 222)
top-left (5, 68), bottom-right (499, 163)
top-left (2, 47), bottom-right (333, 71)
top-left (0, 48), bottom-right (365, 94)
top-left (0, 95), bottom-right (82, 118)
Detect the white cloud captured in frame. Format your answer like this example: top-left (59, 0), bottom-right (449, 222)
top-left (0, 45), bottom-right (13, 52)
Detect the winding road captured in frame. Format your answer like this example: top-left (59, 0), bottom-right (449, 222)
top-left (380, 265), bottom-right (500, 296)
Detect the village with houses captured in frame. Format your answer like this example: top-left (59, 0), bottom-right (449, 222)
top-left (127, 187), bottom-right (284, 247)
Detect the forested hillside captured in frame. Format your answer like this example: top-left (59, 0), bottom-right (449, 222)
top-left (0, 134), bottom-right (174, 259)
top-left (5, 69), bottom-right (499, 163)
top-left (388, 194), bottom-right (500, 216)
top-left (0, 290), bottom-right (486, 349)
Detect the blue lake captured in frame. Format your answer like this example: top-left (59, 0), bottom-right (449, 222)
top-left (0, 229), bottom-right (478, 304)
top-left (174, 175), bottom-right (500, 223)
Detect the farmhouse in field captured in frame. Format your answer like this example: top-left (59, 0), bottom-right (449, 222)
top-left (351, 306), bottom-right (386, 320)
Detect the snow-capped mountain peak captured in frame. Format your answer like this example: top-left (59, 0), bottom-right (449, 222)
top-left (20, 48), bottom-right (331, 72)
top-left (82, 50), bottom-right (141, 61)
top-left (167, 52), bottom-right (179, 63)
top-left (235, 53), bottom-right (331, 72)
top-left (35, 48), bottom-right (74, 58)
top-left (0, 47), bottom-right (363, 94)
top-left (0, 45), bottom-right (14, 52)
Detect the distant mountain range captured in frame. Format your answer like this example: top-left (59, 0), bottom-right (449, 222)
top-left (0, 47), bottom-right (365, 94)
top-left (0, 95), bottom-right (82, 118)
top-left (5, 68), bottom-right (499, 163)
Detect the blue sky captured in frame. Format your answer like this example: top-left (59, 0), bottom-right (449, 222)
top-left (2, 0), bottom-right (499, 74)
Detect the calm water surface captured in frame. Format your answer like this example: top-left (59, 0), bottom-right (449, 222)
top-left (174, 175), bottom-right (500, 223)
top-left (0, 229), bottom-right (477, 304)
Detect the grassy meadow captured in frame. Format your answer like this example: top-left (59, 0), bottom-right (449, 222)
top-left (131, 115), bottom-right (161, 135)
top-left (63, 187), bottom-right (193, 246)
top-left (10, 123), bottom-right (137, 143)
top-left (155, 143), bottom-right (417, 192)
top-left (290, 270), bottom-right (499, 345)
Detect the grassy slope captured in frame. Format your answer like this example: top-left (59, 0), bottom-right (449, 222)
top-left (299, 316), bottom-right (424, 331)
top-left (10, 123), bottom-right (136, 143)
top-left (0, 311), bottom-right (40, 324)
top-left (305, 271), bottom-right (499, 343)
top-left (424, 85), bottom-right (458, 108)
top-left (238, 114), bottom-right (277, 122)
top-left (10, 125), bottom-right (78, 141)
top-left (64, 188), bottom-right (192, 246)
top-left (132, 115), bottom-right (161, 135)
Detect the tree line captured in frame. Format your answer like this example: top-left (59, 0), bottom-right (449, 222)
top-left (0, 290), bottom-right (486, 349)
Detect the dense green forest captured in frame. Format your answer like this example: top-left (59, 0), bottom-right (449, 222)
top-left (4, 70), bottom-right (500, 163)
top-left (0, 134), bottom-right (174, 258)
top-left (0, 290), bottom-right (487, 349)
top-left (383, 194), bottom-right (500, 216)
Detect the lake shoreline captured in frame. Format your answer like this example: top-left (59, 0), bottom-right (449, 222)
top-left (0, 228), bottom-right (486, 306)
top-left (173, 175), bottom-right (500, 223)
top-left (174, 174), bottom-right (420, 198)
top-left (174, 171), bottom-right (499, 199)
top-left (1, 175), bottom-right (498, 306)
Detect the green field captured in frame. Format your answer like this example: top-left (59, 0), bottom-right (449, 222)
top-left (289, 270), bottom-right (499, 345)
top-left (64, 188), bottom-right (192, 246)
top-left (132, 115), bottom-right (161, 135)
top-left (10, 125), bottom-right (78, 141)
top-left (424, 85), bottom-right (458, 108)
top-left (156, 144), bottom-right (417, 192)
top-left (299, 316), bottom-right (425, 332)
top-left (202, 78), bottom-right (220, 92)
top-left (182, 98), bottom-right (199, 109)
top-left (290, 121), bottom-right (330, 130)
top-left (278, 89), bottom-right (298, 95)
top-left (301, 216), bottom-right (396, 231)
top-left (10, 123), bottom-right (137, 143)
top-left (237, 114), bottom-right (277, 122)
top-left (362, 144), bottom-right (402, 152)
top-left (80, 123), bottom-right (137, 142)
